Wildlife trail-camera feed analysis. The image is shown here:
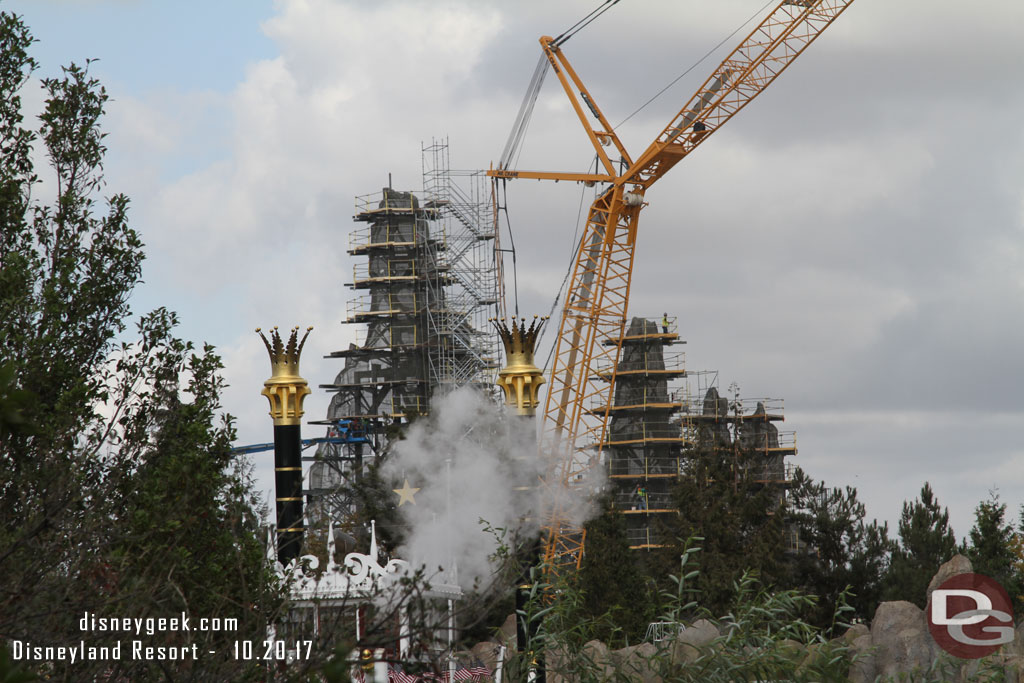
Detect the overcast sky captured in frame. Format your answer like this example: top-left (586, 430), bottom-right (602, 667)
top-left (10, 0), bottom-right (1024, 544)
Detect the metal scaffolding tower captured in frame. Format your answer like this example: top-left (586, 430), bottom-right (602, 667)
top-left (421, 139), bottom-right (501, 395)
top-left (602, 317), bottom-right (798, 550)
top-left (306, 141), bottom-right (500, 522)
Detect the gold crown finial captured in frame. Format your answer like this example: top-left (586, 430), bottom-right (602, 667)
top-left (493, 316), bottom-right (548, 416)
top-left (258, 326), bottom-right (313, 426)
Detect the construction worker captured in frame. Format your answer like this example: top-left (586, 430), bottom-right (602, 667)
top-left (661, 313), bottom-right (669, 334)
top-left (636, 483), bottom-right (649, 510)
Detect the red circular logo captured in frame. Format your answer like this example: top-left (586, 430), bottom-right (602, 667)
top-left (927, 573), bottom-right (1014, 658)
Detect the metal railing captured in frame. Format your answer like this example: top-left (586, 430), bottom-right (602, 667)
top-left (645, 622), bottom-right (686, 643)
top-left (615, 490), bottom-right (673, 511)
top-left (675, 394), bottom-right (784, 418)
top-left (354, 190), bottom-right (429, 215)
top-left (352, 259), bottom-right (418, 283)
top-left (592, 386), bottom-right (680, 411)
top-left (608, 457), bottom-right (681, 477)
top-left (604, 424), bottom-right (685, 443)
top-left (352, 324), bottom-right (420, 349)
top-left (626, 314), bottom-right (679, 336)
top-left (345, 292), bottom-right (420, 320)
top-left (737, 461), bottom-right (798, 484)
top-left (348, 223), bottom-right (425, 251)
top-left (596, 350), bottom-right (686, 376)
top-left (740, 430), bottom-right (797, 452)
top-left (627, 527), bottom-right (665, 548)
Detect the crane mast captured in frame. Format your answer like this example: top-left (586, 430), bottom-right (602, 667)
top-left (490, 0), bottom-right (857, 572)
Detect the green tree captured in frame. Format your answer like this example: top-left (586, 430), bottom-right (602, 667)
top-left (965, 491), bottom-right (1019, 610)
top-left (786, 468), bottom-right (893, 626)
top-left (577, 498), bottom-right (655, 645)
top-left (654, 435), bottom-right (785, 615)
top-left (883, 482), bottom-right (957, 607)
top-left (0, 10), bottom-right (282, 679)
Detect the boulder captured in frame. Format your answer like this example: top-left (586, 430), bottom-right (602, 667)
top-left (776, 638), bottom-right (805, 662)
top-left (841, 623), bottom-right (870, 644)
top-left (544, 644), bottom-right (571, 683)
top-left (1003, 653), bottom-right (1023, 683)
top-left (925, 554), bottom-right (972, 606)
top-left (796, 641), bottom-right (822, 673)
top-left (670, 618), bottom-right (719, 664)
top-left (609, 642), bottom-right (658, 682)
top-left (495, 613), bottom-right (516, 649)
top-left (469, 641), bottom-right (502, 672)
top-left (581, 639), bottom-right (615, 680)
top-left (954, 652), bottom-right (1022, 683)
top-left (847, 633), bottom-right (876, 683)
top-left (1005, 622), bottom-right (1024, 659)
top-left (870, 600), bottom-right (937, 679)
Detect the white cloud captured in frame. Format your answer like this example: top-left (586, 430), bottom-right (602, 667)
top-left (84, 0), bottom-right (1024, 543)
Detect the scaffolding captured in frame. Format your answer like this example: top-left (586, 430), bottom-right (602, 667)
top-left (601, 318), bottom-right (799, 551)
top-left (601, 316), bottom-right (688, 550)
top-left (421, 139), bottom-right (501, 394)
top-left (307, 141), bottom-right (500, 523)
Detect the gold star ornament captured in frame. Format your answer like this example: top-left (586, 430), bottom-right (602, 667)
top-left (393, 479), bottom-right (420, 507)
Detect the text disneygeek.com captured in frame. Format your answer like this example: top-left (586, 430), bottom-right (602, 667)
top-left (10, 611), bottom-right (313, 663)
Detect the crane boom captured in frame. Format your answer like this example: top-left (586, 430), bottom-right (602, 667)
top-left (626, 0), bottom-right (857, 188)
top-left (489, 0), bottom-right (857, 572)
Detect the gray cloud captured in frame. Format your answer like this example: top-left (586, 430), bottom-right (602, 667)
top-left (32, 0), bottom-right (1023, 542)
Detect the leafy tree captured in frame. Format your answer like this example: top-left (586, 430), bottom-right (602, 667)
top-left (576, 498), bottom-right (655, 645)
top-left (0, 10), bottom-right (282, 679)
top-left (340, 445), bottom-right (408, 554)
top-left (653, 434), bottom-right (785, 615)
top-left (964, 491), bottom-right (1020, 610)
top-left (514, 538), bottom-right (860, 683)
top-left (786, 468), bottom-right (894, 626)
top-left (883, 482), bottom-right (957, 607)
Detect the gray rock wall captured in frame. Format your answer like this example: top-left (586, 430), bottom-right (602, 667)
top-left (466, 555), bottom-right (1024, 681)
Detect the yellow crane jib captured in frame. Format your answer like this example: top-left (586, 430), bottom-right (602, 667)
top-left (487, 0), bottom-right (859, 574)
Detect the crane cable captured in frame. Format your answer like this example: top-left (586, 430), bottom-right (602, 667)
top-left (534, 1), bottom-right (774, 358)
top-left (495, 178), bottom-right (520, 318)
top-left (508, 0), bottom-right (770, 355)
top-left (613, 0), bottom-right (775, 130)
top-left (499, 0), bottom-right (623, 171)
top-left (498, 53), bottom-right (549, 171)
top-left (541, 156), bottom-right (598, 371)
top-left (553, 0), bottom-right (622, 47)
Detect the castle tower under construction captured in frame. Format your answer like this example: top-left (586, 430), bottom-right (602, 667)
top-left (307, 141), bottom-right (500, 519)
top-left (602, 316), bottom-right (798, 550)
top-left (602, 316), bottom-right (687, 550)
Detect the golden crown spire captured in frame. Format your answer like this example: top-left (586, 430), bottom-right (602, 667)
top-left (492, 316), bottom-right (548, 416)
top-left (257, 326), bottom-right (312, 426)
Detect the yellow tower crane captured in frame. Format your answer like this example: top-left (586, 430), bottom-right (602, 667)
top-left (488, 0), bottom-right (858, 574)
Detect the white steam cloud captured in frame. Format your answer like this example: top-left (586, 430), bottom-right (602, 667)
top-left (381, 388), bottom-right (546, 590)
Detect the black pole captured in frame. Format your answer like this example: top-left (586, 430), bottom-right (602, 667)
top-left (274, 423), bottom-right (304, 565)
top-left (257, 325), bottom-right (312, 568)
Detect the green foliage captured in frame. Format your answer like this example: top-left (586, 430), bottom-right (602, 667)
top-left (787, 468), bottom-right (894, 626)
top-left (577, 498), bottom-right (656, 646)
top-left (672, 577), bottom-right (854, 682)
top-left (652, 435), bottom-right (785, 615)
top-left (338, 445), bottom-right (407, 553)
top-left (0, 9), bottom-right (282, 679)
top-left (0, 643), bottom-right (36, 683)
top-left (511, 539), bottom-right (857, 682)
top-left (884, 482), bottom-right (957, 607)
top-left (965, 491), bottom-right (1021, 611)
